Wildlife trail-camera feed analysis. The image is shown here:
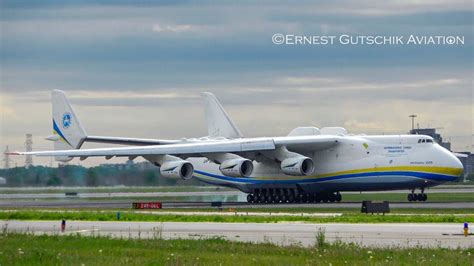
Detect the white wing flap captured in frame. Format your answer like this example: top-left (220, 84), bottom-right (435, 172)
top-left (85, 136), bottom-right (178, 146)
top-left (240, 140), bottom-right (275, 151)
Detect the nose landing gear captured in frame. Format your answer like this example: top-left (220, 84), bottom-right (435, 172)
top-left (407, 189), bottom-right (427, 202)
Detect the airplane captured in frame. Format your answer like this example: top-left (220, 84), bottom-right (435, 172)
top-left (8, 90), bottom-right (464, 203)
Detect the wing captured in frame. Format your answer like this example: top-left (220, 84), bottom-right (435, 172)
top-left (9, 136), bottom-right (340, 159)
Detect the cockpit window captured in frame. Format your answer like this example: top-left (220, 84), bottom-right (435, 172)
top-left (418, 139), bottom-right (433, 144)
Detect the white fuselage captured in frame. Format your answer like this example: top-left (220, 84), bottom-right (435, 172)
top-left (189, 134), bottom-right (463, 193)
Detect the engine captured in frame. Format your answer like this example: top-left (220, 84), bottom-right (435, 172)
top-left (280, 157), bottom-right (314, 176)
top-left (219, 159), bottom-right (254, 177)
top-left (160, 160), bottom-right (194, 180)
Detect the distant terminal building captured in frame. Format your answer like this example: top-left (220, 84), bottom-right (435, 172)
top-left (458, 152), bottom-right (474, 181)
top-left (410, 128), bottom-right (451, 150)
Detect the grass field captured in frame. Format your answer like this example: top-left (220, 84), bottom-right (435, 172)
top-left (0, 209), bottom-right (472, 223)
top-left (0, 233), bottom-right (472, 265)
top-left (217, 207), bottom-right (474, 214)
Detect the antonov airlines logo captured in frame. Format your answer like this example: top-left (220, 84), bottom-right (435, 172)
top-left (62, 113), bottom-right (72, 128)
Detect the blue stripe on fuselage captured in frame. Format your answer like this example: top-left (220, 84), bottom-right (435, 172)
top-left (194, 170), bottom-right (457, 184)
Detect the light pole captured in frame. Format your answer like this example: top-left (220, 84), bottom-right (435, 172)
top-left (409, 114), bottom-right (417, 133)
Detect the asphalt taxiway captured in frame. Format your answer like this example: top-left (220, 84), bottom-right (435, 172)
top-left (0, 200), bottom-right (473, 209)
top-left (2, 220), bottom-right (472, 249)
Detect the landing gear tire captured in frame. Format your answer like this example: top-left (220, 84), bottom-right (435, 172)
top-left (264, 195), bottom-right (270, 204)
top-left (247, 194), bottom-right (254, 203)
top-left (328, 193), bottom-right (336, 203)
top-left (277, 195), bottom-right (285, 203)
top-left (257, 194), bottom-right (264, 204)
top-left (407, 190), bottom-right (428, 202)
top-left (270, 195), bottom-right (276, 204)
top-left (314, 195), bottom-right (322, 203)
top-left (295, 194), bottom-right (302, 203)
top-left (417, 193), bottom-right (423, 201)
top-left (248, 190), bottom-right (343, 205)
top-left (335, 192), bottom-right (342, 202)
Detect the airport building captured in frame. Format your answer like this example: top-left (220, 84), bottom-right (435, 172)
top-left (458, 152), bottom-right (474, 181)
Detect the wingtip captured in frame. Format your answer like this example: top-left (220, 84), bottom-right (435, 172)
top-left (4, 151), bottom-right (21, 155)
top-left (200, 92), bottom-right (215, 98)
top-left (52, 89), bottom-right (66, 95)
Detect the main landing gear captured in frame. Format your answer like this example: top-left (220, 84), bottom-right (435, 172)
top-left (246, 188), bottom-right (342, 204)
top-left (407, 189), bottom-right (427, 202)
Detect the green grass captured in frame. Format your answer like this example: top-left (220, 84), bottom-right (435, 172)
top-left (223, 207), bottom-right (474, 214)
top-left (0, 210), bottom-right (472, 223)
top-left (0, 233), bottom-right (472, 265)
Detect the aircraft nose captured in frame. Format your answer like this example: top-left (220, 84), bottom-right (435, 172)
top-left (448, 152), bottom-right (464, 176)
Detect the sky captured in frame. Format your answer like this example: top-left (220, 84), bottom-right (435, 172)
top-left (1, 0), bottom-right (473, 167)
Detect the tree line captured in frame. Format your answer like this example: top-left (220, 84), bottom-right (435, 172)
top-left (0, 162), bottom-right (204, 187)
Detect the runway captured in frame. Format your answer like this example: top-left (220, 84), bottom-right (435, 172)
top-left (1, 188), bottom-right (473, 199)
top-left (1, 186), bottom-right (473, 209)
top-left (0, 199), bottom-right (473, 209)
top-left (2, 220), bottom-right (472, 249)
top-left (0, 191), bottom-right (240, 199)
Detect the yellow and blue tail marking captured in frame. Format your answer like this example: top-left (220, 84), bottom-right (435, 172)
top-left (53, 119), bottom-right (72, 146)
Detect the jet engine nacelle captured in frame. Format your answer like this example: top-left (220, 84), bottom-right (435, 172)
top-left (219, 159), bottom-right (254, 177)
top-left (281, 157), bottom-right (314, 176)
top-left (160, 160), bottom-right (194, 180)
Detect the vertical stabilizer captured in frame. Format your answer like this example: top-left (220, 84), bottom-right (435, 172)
top-left (51, 90), bottom-right (87, 161)
top-left (201, 92), bottom-right (243, 138)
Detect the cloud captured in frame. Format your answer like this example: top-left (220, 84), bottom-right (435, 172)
top-left (152, 23), bottom-right (197, 33)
